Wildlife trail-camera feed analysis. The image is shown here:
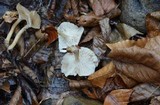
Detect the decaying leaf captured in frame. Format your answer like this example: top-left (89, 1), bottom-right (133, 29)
top-left (80, 26), bottom-right (101, 43)
top-left (23, 66), bottom-right (39, 84)
top-left (130, 83), bottom-right (160, 102)
top-left (104, 89), bottom-right (133, 105)
top-left (61, 46), bottom-right (99, 76)
top-left (43, 25), bottom-right (58, 45)
top-left (3, 11), bottom-right (18, 23)
top-left (69, 80), bottom-right (92, 89)
top-left (116, 23), bottom-right (143, 39)
top-left (88, 62), bottom-right (116, 88)
top-left (0, 81), bottom-right (10, 93)
top-left (9, 86), bottom-right (21, 105)
top-left (77, 12), bottom-right (103, 27)
top-left (89, 0), bottom-right (117, 16)
top-left (146, 11), bottom-right (160, 37)
top-left (150, 96), bottom-right (160, 105)
top-left (105, 35), bottom-right (160, 88)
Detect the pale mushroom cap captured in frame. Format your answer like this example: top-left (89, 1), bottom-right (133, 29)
top-left (61, 47), bottom-right (99, 76)
top-left (58, 22), bottom-right (84, 52)
top-left (28, 11), bottom-right (41, 29)
top-left (16, 3), bottom-right (30, 20)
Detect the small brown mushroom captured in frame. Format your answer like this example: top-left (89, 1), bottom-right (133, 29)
top-left (8, 11), bottom-right (41, 50)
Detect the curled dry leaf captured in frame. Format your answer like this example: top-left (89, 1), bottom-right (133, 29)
top-left (88, 62), bottom-right (116, 88)
top-left (61, 46), bottom-right (99, 76)
top-left (43, 25), bottom-right (58, 45)
top-left (3, 11), bottom-right (18, 23)
top-left (150, 96), bottom-right (160, 105)
top-left (89, 0), bottom-right (117, 16)
top-left (0, 81), bottom-right (10, 93)
top-left (130, 83), bottom-right (160, 102)
top-left (116, 23), bottom-right (143, 39)
top-left (146, 11), bottom-right (160, 37)
top-left (9, 86), bottom-right (21, 105)
top-left (69, 80), bottom-right (92, 89)
top-left (106, 36), bottom-right (160, 87)
top-left (104, 89), bottom-right (133, 105)
top-left (77, 12), bottom-right (103, 27)
top-left (58, 22), bottom-right (84, 52)
top-left (80, 26), bottom-right (101, 43)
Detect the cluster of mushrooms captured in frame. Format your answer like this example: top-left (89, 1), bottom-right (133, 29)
top-left (4, 3), bottom-right (99, 76)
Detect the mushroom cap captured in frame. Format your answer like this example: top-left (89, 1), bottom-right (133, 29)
top-left (57, 22), bottom-right (84, 52)
top-left (16, 3), bottom-right (30, 20)
top-left (61, 46), bottom-right (99, 76)
top-left (28, 11), bottom-right (41, 29)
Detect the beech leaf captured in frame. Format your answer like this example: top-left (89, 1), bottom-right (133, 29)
top-left (104, 89), bottom-right (133, 105)
top-left (43, 25), bottom-right (58, 45)
top-left (130, 83), bottom-right (160, 102)
top-left (88, 62), bottom-right (116, 88)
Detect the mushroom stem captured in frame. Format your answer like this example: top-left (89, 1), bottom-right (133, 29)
top-left (5, 19), bottom-right (21, 47)
top-left (8, 25), bottom-right (28, 50)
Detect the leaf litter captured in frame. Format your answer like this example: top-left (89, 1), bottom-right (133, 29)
top-left (0, 0), bottom-right (160, 105)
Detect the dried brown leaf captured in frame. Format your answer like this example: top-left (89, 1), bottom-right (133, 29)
top-left (114, 61), bottom-right (160, 86)
top-left (69, 80), bottom-right (92, 89)
top-left (89, 0), bottom-right (104, 16)
top-left (77, 12), bottom-right (103, 27)
top-left (23, 66), bottom-right (39, 84)
top-left (104, 89), bottom-right (133, 105)
top-left (146, 11), bottom-right (160, 37)
top-left (0, 81), bottom-right (10, 93)
top-left (130, 84), bottom-right (160, 102)
top-left (100, 0), bottom-right (117, 14)
top-left (88, 62), bottom-right (116, 88)
top-left (9, 86), bottom-right (21, 105)
top-left (99, 17), bottom-right (111, 41)
top-left (116, 23), bottom-right (143, 39)
top-left (43, 25), bottom-right (58, 45)
top-left (150, 96), bottom-right (160, 105)
top-left (80, 26), bottom-right (101, 43)
top-left (92, 34), bottom-right (107, 57)
top-left (106, 38), bottom-right (148, 50)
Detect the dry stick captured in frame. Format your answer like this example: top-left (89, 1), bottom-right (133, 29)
top-left (9, 86), bottom-right (21, 105)
top-left (23, 36), bottom-right (44, 58)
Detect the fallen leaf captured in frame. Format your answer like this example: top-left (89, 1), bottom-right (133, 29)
top-left (100, 0), bottom-right (117, 14)
top-left (89, 0), bottom-right (104, 16)
top-left (77, 12), bottom-right (103, 27)
top-left (69, 80), bottom-right (92, 89)
top-left (88, 62), bottom-right (116, 88)
top-left (80, 26), bottom-right (101, 43)
top-left (89, 0), bottom-right (117, 16)
top-left (43, 25), bottom-right (58, 45)
top-left (116, 23), bottom-right (143, 39)
top-left (23, 65), bottom-right (39, 84)
top-left (130, 83), bottom-right (160, 102)
top-left (105, 36), bottom-right (160, 87)
top-left (99, 17), bottom-right (111, 41)
top-left (150, 96), bottom-right (160, 105)
top-left (104, 89), bottom-right (133, 105)
top-left (146, 11), bottom-right (160, 37)
top-left (92, 34), bottom-right (107, 57)
top-left (0, 81), bottom-right (10, 93)
top-left (9, 86), bottom-right (21, 105)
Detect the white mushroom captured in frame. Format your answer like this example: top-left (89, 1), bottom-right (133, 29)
top-left (57, 22), bottom-right (84, 52)
top-left (5, 3), bottom-right (30, 47)
top-left (7, 10), bottom-right (41, 50)
top-left (61, 45), bottom-right (99, 76)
